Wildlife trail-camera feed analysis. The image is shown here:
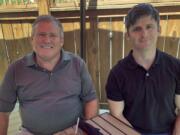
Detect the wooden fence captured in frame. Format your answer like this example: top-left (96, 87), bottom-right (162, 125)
top-left (1, 0), bottom-right (180, 108)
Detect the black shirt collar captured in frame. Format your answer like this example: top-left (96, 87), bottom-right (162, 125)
top-left (126, 49), bottom-right (161, 69)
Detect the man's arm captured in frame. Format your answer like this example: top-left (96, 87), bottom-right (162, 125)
top-left (108, 99), bottom-right (132, 126)
top-left (84, 99), bottom-right (98, 119)
top-left (172, 94), bottom-right (180, 135)
top-left (0, 112), bottom-right (10, 135)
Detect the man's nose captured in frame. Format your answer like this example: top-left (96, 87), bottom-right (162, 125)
top-left (43, 35), bottom-right (51, 42)
top-left (141, 29), bottom-right (148, 37)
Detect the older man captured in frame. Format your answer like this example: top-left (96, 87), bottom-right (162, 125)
top-left (0, 15), bottom-right (98, 135)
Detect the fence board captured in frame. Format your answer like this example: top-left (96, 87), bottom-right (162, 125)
top-left (12, 21), bottom-right (30, 58)
top-left (74, 21), bottom-right (80, 55)
top-left (124, 32), bottom-right (132, 57)
top-left (157, 15), bottom-right (168, 51)
top-left (86, 17), bottom-right (100, 99)
top-left (21, 22), bottom-right (33, 53)
top-left (98, 18), bottom-right (110, 105)
top-left (1, 22), bottom-right (18, 63)
top-left (63, 22), bottom-right (76, 53)
top-left (111, 17), bottom-right (124, 66)
top-left (164, 15), bottom-right (180, 57)
top-left (0, 24), bottom-right (9, 81)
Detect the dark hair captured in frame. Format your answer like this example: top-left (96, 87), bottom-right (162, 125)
top-left (31, 15), bottom-right (64, 38)
top-left (125, 3), bottom-right (160, 31)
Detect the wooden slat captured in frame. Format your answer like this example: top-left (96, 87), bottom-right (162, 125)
top-left (38, 0), bottom-right (50, 15)
top-left (63, 22), bottom-right (76, 53)
top-left (12, 21), bottom-right (30, 58)
top-left (86, 17), bottom-right (100, 100)
top-left (164, 15), bottom-right (180, 57)
top-left (157, 15), bottom-right (168, 51)
top-left (98, 18), bottom-right (110, 105)
top-left (101, 113), bottom-right (140, 135)
top-left (92, 116), bottom-right (125, 135)
top-left (1, 22), bottom-right (18, 63)
top-left (111, 17), bottom-right (124, 66)
top-left (72, 21), bottom-right (80, 55)
top-left (86, 119), bottom-right (110, 135)
top-left (21, 22), bottom-right (33, 53)
top-left (21, 22), bottom-right (32, 38)
top-left (0, 23), bottom-right (9, 81)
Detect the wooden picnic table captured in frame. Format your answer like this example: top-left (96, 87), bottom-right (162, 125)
top-left (55, 113), bottom-right (140, 135)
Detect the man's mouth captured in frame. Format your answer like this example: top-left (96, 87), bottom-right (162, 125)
top-left (40, 45), bottom-right (53, 49)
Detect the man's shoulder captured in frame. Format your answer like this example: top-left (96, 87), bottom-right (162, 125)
top-left (159, 50), bottom-right (180, 64)
top-left (63, 50), bottom-right (84, 65)
top-left (110, 57), bottom-right (130, 77)
top-left (9, 52), bottom-right (33, 68)
top-left (112, 56), bottom-right (130, 70)
top-left (158, 51), bottom-right (180, 72)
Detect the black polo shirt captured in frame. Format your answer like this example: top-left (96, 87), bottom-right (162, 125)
top-left (106, 50), bottom-right (180, 133)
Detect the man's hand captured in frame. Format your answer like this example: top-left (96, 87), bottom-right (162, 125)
top-left (173, 95), bottom-right (180, 135)
top-left (0, 112), bottom-right (10, 135)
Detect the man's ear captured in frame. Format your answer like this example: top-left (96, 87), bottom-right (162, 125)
top-left (125, 32), bottom-right (130, 41)
top-left (60, 38), bottom-right (64, 46)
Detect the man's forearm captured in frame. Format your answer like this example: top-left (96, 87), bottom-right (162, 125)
top-left (0, 112), bottom-right (9, 135)
top-left (173, 95), bottom-right (180, 135)
top-left (84, 99), bottom-right (98, 119)
top-left (172, 113), bottom-right (180, 135)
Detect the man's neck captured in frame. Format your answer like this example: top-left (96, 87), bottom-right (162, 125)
top-left (36, 55), bottom-right (60, 71)
top-left (132, 49), bottom-right (156, 70)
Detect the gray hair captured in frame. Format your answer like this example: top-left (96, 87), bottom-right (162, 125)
top-left (31, 15), bottom-right (64, 38)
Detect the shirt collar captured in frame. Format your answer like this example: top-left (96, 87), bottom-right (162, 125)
top-left (25, 49), bottom-right (71, 67)
top-left (126, 49), bottom-right (161, 69)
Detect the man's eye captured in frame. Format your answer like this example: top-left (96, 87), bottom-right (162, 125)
top-left (147, 25), bottom-right (153, 29)
top-left (50, 34), bottom-right (58, 38)
top-left (38, 33), bottom-right (46, 37)
top-left (133, 27), bottom-right (141, 32)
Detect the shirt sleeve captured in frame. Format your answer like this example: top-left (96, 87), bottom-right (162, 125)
top-left (106, 69), bottom-right (124, 101)
top-left (175, 60), bottom-right (180, 95)
top-left (0, 63), bottom-right (17, 112)
top-left (79, 59), bottom-right (97, 102)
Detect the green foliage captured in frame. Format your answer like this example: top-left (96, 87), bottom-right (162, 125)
top-left (0, 0), bottom-right (3, 5)
top-left (55, 0), bottom-right (80, 3)
top-left (0, 0), bottom-right (33, 5)
top-left (0, 0), bottom-right (82, 5)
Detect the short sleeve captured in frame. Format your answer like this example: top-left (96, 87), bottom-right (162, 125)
top-left (79, 59), bottom-right (97, 102)
top-left (175, 60), bottom-right (180, 95)
top-left (176, 74), bottom-right (180, 95)
top-left (106, 70), bottom-right (124, 101)
top-left (0, 63), bottom-right (17, 112)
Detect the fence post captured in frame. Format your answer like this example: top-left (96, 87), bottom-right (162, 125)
top-left (38, 0), bottom-right (50, 15)
top-left (80, 0), bottom-right (86, 61)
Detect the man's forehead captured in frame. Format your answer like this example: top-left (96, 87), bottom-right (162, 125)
top-left (132, 16), bottom-right (157, 26)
